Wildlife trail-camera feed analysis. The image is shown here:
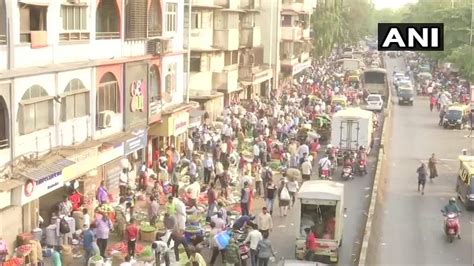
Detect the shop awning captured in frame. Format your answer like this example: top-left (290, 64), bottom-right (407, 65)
top-left (0, 179), bottom-right (23, 192)
top-left (22, 157), bottom-right (75, 181)
top-left (18, 0), bottom-right (50, 6)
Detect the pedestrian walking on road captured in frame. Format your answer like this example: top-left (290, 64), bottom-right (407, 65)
top-left (244, 223), bottom-right (262, 266)
top-left (416, 163), bottom-right (428, 195)
top-left (256, 232), bottom-right (276, 266)
top-left (278, 180), bottom-right (291, 217)
top-left (265, 181), bottom-right (277, 215)
top-left (428, 153), bottom-right (438, 181)
top-left (257, 207), bottom-right (273, 235)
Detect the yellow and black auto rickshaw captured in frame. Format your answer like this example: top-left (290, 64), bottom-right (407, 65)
top-left (456, 156), bottom-right (474, 209)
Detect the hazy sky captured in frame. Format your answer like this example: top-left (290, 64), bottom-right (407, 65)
top-left (373, 0), bottom-right (418, 10)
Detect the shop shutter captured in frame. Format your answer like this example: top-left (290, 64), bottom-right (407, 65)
top-left (125, 0), bottom-right (147, 39)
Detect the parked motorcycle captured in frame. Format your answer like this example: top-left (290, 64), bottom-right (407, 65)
top-left (442, 212), bottom-right (460, 243)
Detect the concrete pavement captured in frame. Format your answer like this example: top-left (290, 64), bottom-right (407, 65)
top-left (367, 57), bottom-right (474, 265)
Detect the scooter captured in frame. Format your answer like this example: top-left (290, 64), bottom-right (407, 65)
top-left (320, 169), bottom-right (332, 180)
top-left (442, 212), bottom-right (460, 243)
top-left (341, 166), bottom-right (353, 181)
top-left (358, 159), bottom-right (367, 176)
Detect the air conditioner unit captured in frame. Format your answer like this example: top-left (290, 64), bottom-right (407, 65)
top-left (98, 111), bottom-right (114, 128)
top-left (147, 39), bottom-right (162, 56)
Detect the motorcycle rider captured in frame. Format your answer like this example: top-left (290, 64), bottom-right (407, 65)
top-left (442, 197), bottom-right (461, 239)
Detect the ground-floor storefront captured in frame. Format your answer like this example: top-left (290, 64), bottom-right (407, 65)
top-left (190, 92), bottom-right (224, 122)
top-left (0, 129), bottom-right (148, 252)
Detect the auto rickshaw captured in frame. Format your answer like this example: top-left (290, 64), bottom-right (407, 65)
top-left (442, 103), bottom-right (470, 129)
top-left (295, 180), bottom-right (345, 263)
top-left (331, 95), bottom-right (348, 108)
top-left (456, 155), bottom-right (474, 209)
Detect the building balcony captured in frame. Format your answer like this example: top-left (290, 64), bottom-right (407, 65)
top-left (240, 26), bottom-right (261, 47)
top-left (281, 56), bottom-right (299, 66)
top-left (299, 51), bottom-right (310, 63)
top-left (214, 29), bottom-right (240, 51)
top-left (213, 68), bottom-right (239, 93)
top-left (303, 28), bottom-right (310, 39)
top-left (241, 0), bottom-right (261, 10)
top-left (215, 0), bottom-right (241, 9)
top-left (282, 0), bottom-right (305, 12)
top-left (190, 28), bottom-right (214, 50)
top-left (187, 0), bottom-right (216, 7)
top-left (281, 27), bottom-right (303, 41)
top-left (239, 64), bottom-right (272, 84)
top-left (122, 39), bottom-right (147, 57)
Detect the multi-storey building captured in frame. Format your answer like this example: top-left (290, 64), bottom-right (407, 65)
top-left (260, 0), bottom-right (315, 95)
top-left (280, 0), bottom-right (314, 78)
top-left (238, 0), bottom-right (273, 99)
top-left (0, 0), bottom-right (191, 252)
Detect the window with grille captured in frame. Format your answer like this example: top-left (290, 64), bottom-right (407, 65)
top-left (125, 0), bottom-right (147, 39)
top-left (96, 0), bottom-right (120, 39)
top-left (97, 73), bottom-right (120, 113)
top-left (148, 0), bottom-right (162, 37)
top-left (149, 66), bottom-right (161, 101)
top-left (281, 15), bottom-right (292, 27)
top-left (166, 3), bottom-right (177, 32)
top-left (20, 4), bottom-right (47, 43)
top-left (18, 85), bottom-right (53, 135)
top-left (61, 79), bottom-right (90, 121)
top-left (0, 0), bottom-right (6, 44)
top-left (224, 51), bottom-right (239, 66)
top-left (191, 11), bottom-right (202, 29)
top-left (60, 5), bottom-right (89, 41)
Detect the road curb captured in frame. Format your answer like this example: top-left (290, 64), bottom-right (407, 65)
top-left (358, 62), bottom-right (393, 265)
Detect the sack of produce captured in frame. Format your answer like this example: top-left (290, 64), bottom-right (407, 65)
top-left (286, 168), bottom-right (302, 181)
top-left (140, 224), bottom-right (156, 242)
top-left (88, 255), bottom-right (104, 266)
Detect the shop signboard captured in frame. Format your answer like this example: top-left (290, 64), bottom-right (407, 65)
top-left (21, 172), bottom-right (64, 205)
top-left (292, 60), bottom-right (312, 76)
top-left (174, 112), bottom-right (189, 136)
top-left (125, 63), bottom-right (148, 129)
top-left (124, 128), bottom-right (148, 155)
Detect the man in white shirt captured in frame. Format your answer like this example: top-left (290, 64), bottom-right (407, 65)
top-left (319, 155), bottom-right (332, 177)
top-left (152, 230), bottom-right (173, 266)
top-left (301, 158), bottom-right (312, 182)
top-left (244, 224), bottom-right (263, 266)
top-left (257, 207), bottom-right (273, 235)
top-left (253, 143), bottom-right (260, 163)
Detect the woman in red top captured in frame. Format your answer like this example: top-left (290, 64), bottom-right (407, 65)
top-left (69, 189), bottom-right (83, 211)
top-left (305, 226), bottom-right (318, 261)
top-left (125, 218), bottom-right (140, 258)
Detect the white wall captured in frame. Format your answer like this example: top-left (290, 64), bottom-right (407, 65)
top-left (259, 0), bottom-right (280, 88)
top-left (57, 68), bottom-right (94, 146)
top-left (13, 74), bottom-right (56, 157)
top-left (0, 45), bottom-right (7, 71)
top-left (162, 54), bottom-right (185, 108)
top-left (163, 0), bottom-right (184, 51)
top-left (189, 71), bottom-right (213, 95)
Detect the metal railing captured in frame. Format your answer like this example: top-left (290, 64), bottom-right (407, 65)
top-left (0, 138), bottom-right (9, 150)
top-left (96, 31), bottom-right (120, 40)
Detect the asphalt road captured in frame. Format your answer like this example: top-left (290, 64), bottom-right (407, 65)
top-left (367, 57), bottom-right (474, 265)
top-left (255, 112), bottom-right (384, 265)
